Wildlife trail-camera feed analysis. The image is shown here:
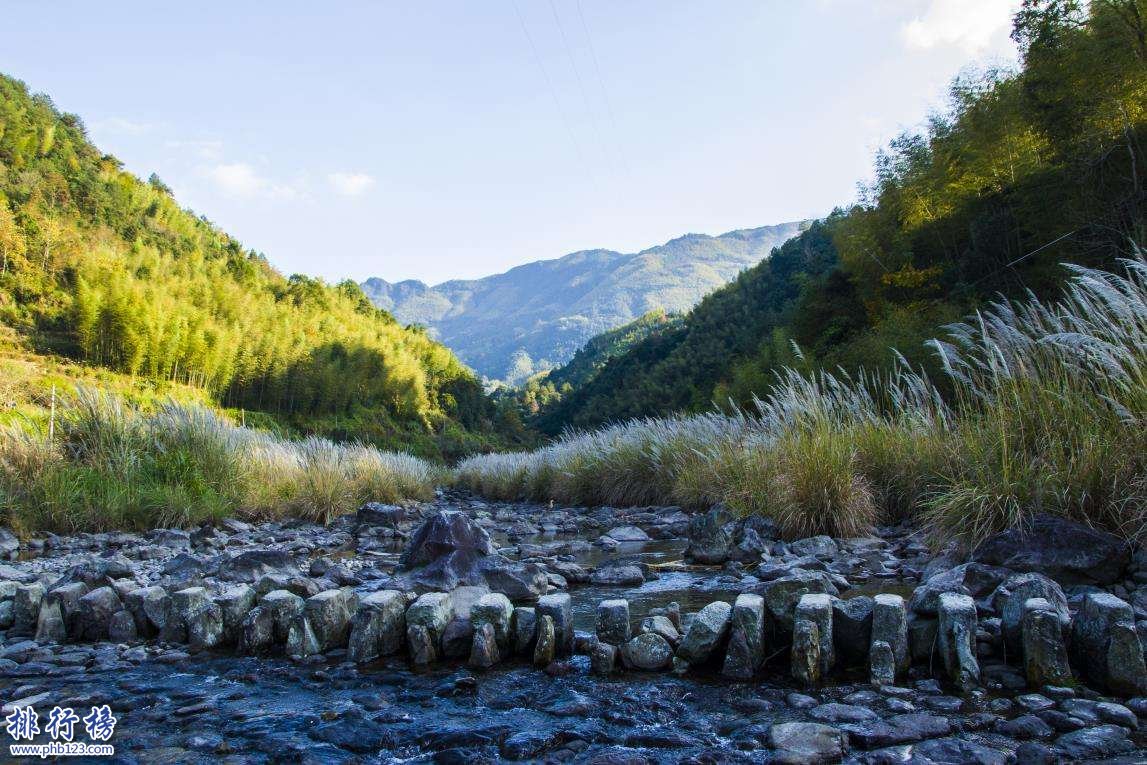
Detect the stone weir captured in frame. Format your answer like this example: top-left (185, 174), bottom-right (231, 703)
top-left (3, 502), bottom-right (1147, 761)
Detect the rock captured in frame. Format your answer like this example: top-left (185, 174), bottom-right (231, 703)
top-left (842, 713), bottom-right (951, 748)
top-left (302, 589), bottom-right (357, 652)
top-left (870, 640), bottom-right (895, 686)
top-left (791, 616), bottom-right (821, 687)
top-left (43, 582), bottom-right (88, 638)
top-left (722, 593), bottom-right (765, 680)
top-left (603, 525), bottom-right (650, 543)
top-left (218, 550), bottom-right (297, 583)
top-left (12, 582), bottom-right (45, 636)
top-left (286, 614), bottom-right (321, 659)
top-left (937, 592), bottom-right (979, 691)
top-left (768, 722), bottom-right (847, 765)
top-left (589, 565), bottom-right (644, 586)
top-left (994, 572), bottom-right (1069, 653)
top-left (511, 607), bottom-right (537, 655)
top-left (356, 503), bottom-right (407, 527)
top-left (832, 596), bottom-right (873, 667)
top-left (471, 592), bottom-right (513, 651)
top-left (790, 536), bottom-right (838, 558)
top-left (536, 593), bottom-right (573, 655)
top-left (407, 624), bottom-right (437, 665)
top-left (124, 585), bottom-right (168, 636)
top-left (76, 586), bottom-right (123, 641)
top-left (640, 615), bottom-right (681, 646)
top-left (676, 600), bottom-right (732, 666)
top-left (34, 600), bottom-right (66, 642)
top-left (997, 714), bottom-right (1055, 740)
top-left (405, 591), bottom-right (452, 662)
top-left (108, 609), bottom-right (137, 642)
top-left (187, 602), bottom-right (224, 648)
top-left (908, 612), bottom-right (938, 665)
top-left (684, 507), bottom-right (732, 564)
top-left (440, 585), bottom-right (488, 659)
top-left (161, 586), bottom-right (209, 642)
top-left (238, 606), bottom-right (274, 653)
top-left (909, 563), bottom-right (1009, 616)
top-left (913, 738), bottom-right (1008, 765)
top-left (590, 640), bottom-right (617, 675)
top-left (795, 593), bottom-right (834, 676)
top-left (262, 589), bottom-right (305, 643)
top-left (0, 527), bottom-right (18, 559)
top-left (1071, 592), bottom-right (1147, 695)
top-left (810, 703), bottom-right (877, 724)
top-left (757, 570), bottom-right (839, 631)
top-left (1022, 597), bottom-right (1072, 687)
top-left (1014, 742), bottom-right (1057, 765)
top-left (215, 585), bottom-right (256, 645)
top-left (621, 631), bottom-right (673, 671)
top-left (348, 590), bottom-right (406, 662)
top-left (871, 593), bottom-right (909, 678)
top-left (1053, 724), bottom-right (1133, 760)
top-left (533, 614), bottom-right (556, 667)
top-left (468, 622), bottom-right (500, 668)
top-left (595, 599), bottom-right (630, 645)
top-left (973, 514), bottom-right (1130, 585)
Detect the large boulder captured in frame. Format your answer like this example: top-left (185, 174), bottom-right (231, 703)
top-left (685, 507), bottom-right (733, 564)
top-left (909, 563), bottom-right (1010, 616)
top-left (755, 570), bottom-right (839, 631)
top-left (218, 550), bottom-right (297, 583)
top-left (971, 514), bottom-right (1130, 585)
top-left (621, 632), bottom-right (673, 671)
top-left (348, 590), bottom-right (406, 663)
top-left (992, 572), bottom-right (1069, 654)
top-left (676, 601), bottom-right (732, 666)
top-left (769, 722), bottom-right (847, 764)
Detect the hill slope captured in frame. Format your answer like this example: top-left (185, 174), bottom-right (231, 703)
top-left (0, 73), bottom-right (500, 457)
top-left (362, 221), bottom-right (804, 383)
top-left (536, 0), bottom-right (1147, 433)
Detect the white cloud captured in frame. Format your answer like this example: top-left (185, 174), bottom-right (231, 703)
top-left (327, 171), bottom-right (376, 197)
top-left (901, 0), bottom-right (1020, 54)
top-left (204, 162), bottom-right (299, 200)
top-left (93, 116), bottom-right (156, 135)
top-left (165, 138), bottom-right (223, 161)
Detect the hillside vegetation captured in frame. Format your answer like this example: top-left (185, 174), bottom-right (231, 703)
top-left (0, 73), bottom-right (503, 458)
top-left (361, 221), bottom-right (803, 383)
top-left (536, 0), bottom-right (1146, 432)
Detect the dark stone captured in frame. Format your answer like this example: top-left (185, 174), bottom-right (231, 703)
top-left (218, 550), bottom-right (296, 583)
top-left (972, 514), bottom-right (1130, 585)
top-left (1054, 724), bottom-right (1133, 760)
top-left (684, 507), bottom-right (732, 565)
top-left (832, 595), bottom-right (873, 666)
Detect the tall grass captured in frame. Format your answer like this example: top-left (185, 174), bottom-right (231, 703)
top-left (455, 258), bottom-right (1147, 545)
top-left (0, 389), bottom-right (439, 534)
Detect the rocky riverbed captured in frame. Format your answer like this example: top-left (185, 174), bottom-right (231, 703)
top-left (2, 493), bottom-right (1147, 763)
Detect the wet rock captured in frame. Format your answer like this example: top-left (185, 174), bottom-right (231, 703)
top-left (769, 722), bottom-right (847, 764)
top-left (590, 641), bottom-right (617, 675)
top-left (722, 593), bottom-right (765, 680)
top-left (536, 592), bottom-right (573, 655)
top-left (471, 592), bottom-right (513, 651)
top-left (12, 582), bottom-right (45, 636)
top-left (827, 596), bottom-right (871, 668)
top-left (407, 624), bottom-right (437, 665)
top-left (1053, 724), bottom-right (1133, 760)
top-left (676, 600), bottom-right (732, 666)
top-left (263, 589), bottom-right (305, 642)
top-left (218, 550), bottom-right (296, 583)
top-left (811, 703), bottom-right (877, 724)
top-left (640, 615), bottom-right (681, 646)
top-left (286, 615), bottom-right (321, 659)
top-left (602, 525), bottom-right (650, 543)
top-left (909, 563), bottom-right (1009, 616)
top-left (440, 585), bottom-right (488, 659)
top-left (842, 712), bottom-right (951, 748)
top-left (303, 588), bottom-right (357, 652)
top-left (870, 640), bottom-right (895, 687)
top-left (511, 606), bottom-right (536, 655)
top-left (348, 590), bottom-right (406, 662)
top-left (398, 510), bottom-right (493, 586)
top-left (1022, 597), bottom-right (1072, 687)
top-left (406, 591), bottom-right (452, 663)
top-left (796, 593), bottom-right (834, 676)
top-left (76, 586), bottom-right (123, 641)
top-left (1071, 592), bottom-right (1147, 695)
top-left (972, 514), bottom-right (1130, 585)
top-left (589, 565), bottom-right (644, 586)
top-left (870, 593), bottom-right (909, 679)
top-left (937, 592), bottom-right (979, 691)
top-left (468, 622), bottom-right (500, 668)
top-left (790, 535), bottom-right (838, 558)
top-left (595, 599), bottom-right (630, 646)
top-left (533, 614), bottom-right (556, 667)
top-left (124, 585), bottom-right (167, 636)
top-left (161, 586), bottom-right (208, 642)
top-left (791, 616), bottom-right (821, 687)
top-left (1014, 742), bottom-right (1057, 765)
top-left (995, 572), bottom-right (1069, 653)
top-left (187, 601), bottom-right (224, 648)
top-left (997, 713), bottom-right (1055, 740)
top-left (757, 570), bottom-right (839, 631)
top-left (215, 585), bottom-right (256, 645)
top-left (0, 527), bottom-right (18, 559)
top-left (621, 631), bottom-right (673, 671)
top-left (913, 738), bottom-right (1007, 765)
top-left (907, 612), bottom-right (938, 665)
top-left (43, 582), bottom-right (88, 637)
top-left (685, 507), bottom-right (732, 564)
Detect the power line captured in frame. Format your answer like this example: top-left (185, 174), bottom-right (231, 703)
top-left (549, 0), bottom-right (613, 178)
top-left (512, 0), bottom-right (599, 192)
top-left (575, 0), bottom-right (631, 179)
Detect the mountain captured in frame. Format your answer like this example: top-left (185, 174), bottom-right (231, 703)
top-left (534, 0), bottom-right (1147, 433)
top-left (362, 221), bottom-right (805, 383)
top-left (0, 73), bottom-right (503, 458)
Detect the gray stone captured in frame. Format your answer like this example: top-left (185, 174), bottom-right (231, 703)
top-left (301, 589), bottom-right (357, 652)
top-left (676, 600), bottom-right (732, 666)
top-left (684, 507), bottom-right (732, 564)
top-left (215, 585), bottom-right (256, 645)
top-left (722, 593), bottom-right (765, 680)
top-left (406, 591), bottom-right (452, 660)
top-left (757, 570), bottom-right (839, 631)
top-left (12, 582), bottom-right (45, 636)
top-left (262, 589), bottom-right (305, 643)
top-left (471, 592), bottom-right (513, 650)
top-left (1054, 724), bottom-right (1133, 760)
top-left (468, 622), bottom-right (500, 668)
top-left (908, 612), bottom-right (938, 665)
top-left (590, 641), bottom-right (617, 675)
top-left (124, 585), bottom-right (168, 636)
top-left (533, 614), bottom-right (556, 667)
top-left (872, 593), bottom-right (909, 677)
top-left (34, 600), bottom-right (66, 643)
top-left (795, 593), bottom-right (834, 676)
top-left (832, 595), bottom-right (873, 666)
top-left (218, 549), bottom-right (297, 583)
top-left (595, 599), bottom-right (630, 645)
top-left (870, 639), bottom-right (895, 686)
top-left (790, 536), bottom-right (838, 558)
top-left (238, 606), bottom-right (274, 653)
top-left (603, 525), bottom-right (650, 543)
top-left (76, 586), bottom-right (123, 641)
top-left (621, 631), bottom-right (673, 671)
top-left (108, 609), bottom-right (137, 642)
top-left (511, 606), bottom-right (537, 655)
top-left (995, 572), bottom-right (1069, 654)
top-left (973, 514), bottom-right (1130, 585)
top-left (937, 592), bottom-right (979, 691)
top-left (1022, 597), bottom-right (1072, 687)
top-left (407, 623), bottom-right (437, 665)
top-left (537, 592), bottom-right (573, 655)
top-left (44, 582), bottom-right (88, 638)
top-left (1071, 592), bottom-right (1147, 695)
top-left (769, 722), bottom-right (847, 765)
top-left (791, 617), bottom-right (821, 687)
top-left (187, 602), bottom-right (224, 648)
top-left (286, 614), bottom-right (321, 659)
top-left (640, 614), bottom-right (681, 646)
top-left (348, 590), bottom-right (406, 662)
top-left (589, 565), bottom-right (644, 586)
top-left (440, 586), bottom-right (487, 659)
top-left (161, 586), bottom-right (209, 642)
top-left (909, 563), bottom-right (1009, 616)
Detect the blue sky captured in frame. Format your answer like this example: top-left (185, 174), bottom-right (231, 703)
top-left (2, 1), bottom-right (1018, 284)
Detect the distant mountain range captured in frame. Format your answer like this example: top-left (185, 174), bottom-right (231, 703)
top-left (361, 221), bottom-right (806, 382)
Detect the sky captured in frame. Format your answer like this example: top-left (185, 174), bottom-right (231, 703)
top-left (1, 0), bottom-right (1020, 285)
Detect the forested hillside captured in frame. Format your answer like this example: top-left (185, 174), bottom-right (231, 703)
top-left (361, 221), bottom-right (803, 383)
top-left (0, 73), bottom-right (502, 457)
top-left (537, 0), bottom-right (1147, 433)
